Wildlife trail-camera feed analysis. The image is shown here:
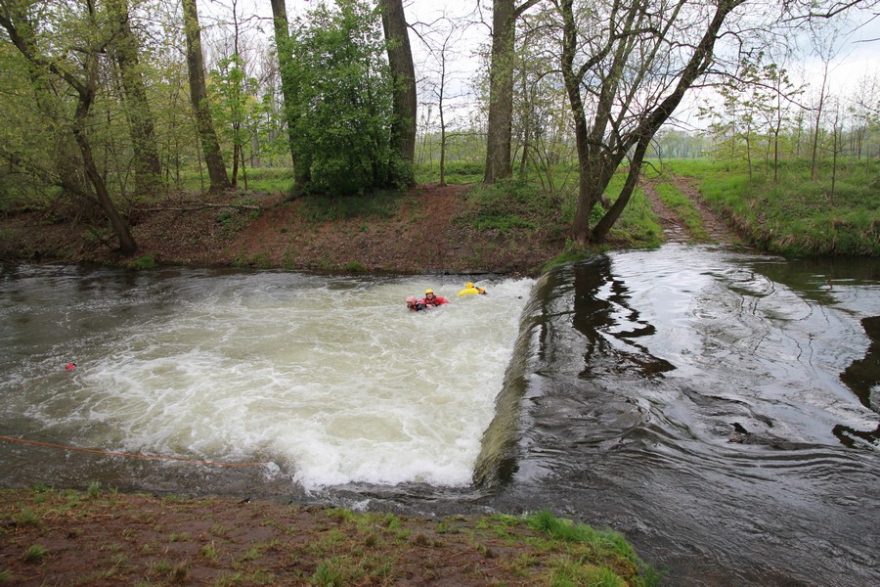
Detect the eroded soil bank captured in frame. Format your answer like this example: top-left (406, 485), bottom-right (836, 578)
top-left (0, 184), bottom-right (568, 275)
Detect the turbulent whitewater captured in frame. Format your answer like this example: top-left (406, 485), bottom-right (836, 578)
top-left (0, 266), bottom-right (533, 489)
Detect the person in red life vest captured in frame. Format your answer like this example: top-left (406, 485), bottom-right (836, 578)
top-left (421, 288), bottom-right (448, 307)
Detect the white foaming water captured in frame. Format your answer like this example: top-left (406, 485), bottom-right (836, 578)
top-left (19, 273), bottom-right (533, 489)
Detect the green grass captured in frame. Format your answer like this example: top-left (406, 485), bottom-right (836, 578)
top-left (665, 158), bottom-right (880, 255)
top-left (13, 508), bottom-right (41, 527)
top-left (526, 510), bottom-right (661, 587)
top-left (176, 167), bottom-right (294, 195)
top-left (414, 160), bottom-right (484, 185)
top-left (127, 255), bottom-right (157, 270)
top-left (457, 178), bottom-right (563, 234)
top-left (240, 168), bottom-right (295, 193)
top-left (654, 182), bottom-right (710, 241)
top-left (300, 189), bottom-right (405, 222)
top-left (0, 488), bottom-right (658, 586)
top-left (86, 481), bottom-right (102, 498)
top-left (22, 544), bottom-right (47, 563)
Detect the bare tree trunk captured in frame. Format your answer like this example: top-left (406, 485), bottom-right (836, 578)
top-left (745, 122), bottom-right (753, 182)
top-left (484, 0), bottom-right (515, 183)
top-left (810, 60), bottom-right (830, 181)
top-left (182, 0), bottom-right (230, 192)
top-left (270, 0), bottom-right (310, 195)
top-left (73, 86), bottom-right (138, 255)
top-left (229, 0), bottom-right (243, 188)
top-left (831, 104), bottom-right (840, 203)
top-left (591, 137), bottom-right (651, 242)
top-left (379, 0), bottom-right (416, 182)
top-left (109, 0), bottom-right (162, 195)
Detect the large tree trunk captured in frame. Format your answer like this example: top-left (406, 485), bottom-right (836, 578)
top-left (379, 0), bottom-right (417, 183)
top-left (591, 137), bottom-right (651, 242)
top-left (269, 0), bottom-right (310, 195)
top-left (182, 0), bottom-right (230, 192)
top-left (483, 0), bottom-right (515, 184)
top-left (73, 83), bottom-right (138, 255)
top-left (559, 0), bottom-right (597, 244)
top-left (109, 0), bottom-right (162, 195)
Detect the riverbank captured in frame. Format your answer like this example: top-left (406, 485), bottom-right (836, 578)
top-left (3, 159), bottom-right (878, 274)
top-left (0, 183), bottom-right (576, 276)
top-left (0, 487), bottom-right (658, 586)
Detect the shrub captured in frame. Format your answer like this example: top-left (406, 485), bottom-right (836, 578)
top-left (285, 1), bottom-right (406, 194)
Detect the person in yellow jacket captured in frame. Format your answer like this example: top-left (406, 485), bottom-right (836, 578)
top-left (457, 281), bottom-right (487, 296)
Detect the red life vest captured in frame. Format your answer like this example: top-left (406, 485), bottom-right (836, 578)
top-left (421, 294), bottom-right (448, 307)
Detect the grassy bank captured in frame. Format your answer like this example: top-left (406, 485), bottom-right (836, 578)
top-left (0, 487), bottom-right (659, 586)
top-left (660, 158), bottom-right (880, 256)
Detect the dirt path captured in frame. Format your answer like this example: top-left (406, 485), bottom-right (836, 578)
top-left (641, 180), bottom-right (690, 243)
top-left (642, 176), bottom-right (741, 246)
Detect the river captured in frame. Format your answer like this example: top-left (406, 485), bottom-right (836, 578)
top-left (1, 246), bottom-right (878, 586)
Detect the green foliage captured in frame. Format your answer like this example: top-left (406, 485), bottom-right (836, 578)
top-left (285, 0), bottom-right (403, 194)
top-left (127, 255), bottom-right (157, 270)
top-left (215, 206), bottom-right (259, 237)
top-left (460, 179), bottom-right (558, 233)
top-left (22, 544), bottom-right (48, 563)
top-left (342, 260), bottom-right (366, 273)
top-left (300, 190), bottom-right (403, 222)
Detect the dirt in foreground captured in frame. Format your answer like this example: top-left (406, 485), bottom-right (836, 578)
top-left (0, 184), bottom-right (567, 275)
top-left (0, 488), bottom-right (654, 587)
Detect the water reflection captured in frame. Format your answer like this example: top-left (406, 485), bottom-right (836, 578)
top-left (489, 246), bottom-right (880, 586)
top-left (836, 316), bottom-right (880, 447)
top-left (570, 258), bottom-right (675, 378)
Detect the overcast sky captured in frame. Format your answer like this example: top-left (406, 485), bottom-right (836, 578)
top-left (203, 0), bottom-right (880, 130)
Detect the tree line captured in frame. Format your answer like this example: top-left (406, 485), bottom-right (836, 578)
top-left (0, 0), bottom-right (875, 255)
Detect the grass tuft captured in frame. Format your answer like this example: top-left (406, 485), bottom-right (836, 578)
top-left (22, 544), bottom-right (47, 563)
top-left (86, 481), bottom-right (101, 498)
top-left (13, 507), bottom-right (40, 527)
